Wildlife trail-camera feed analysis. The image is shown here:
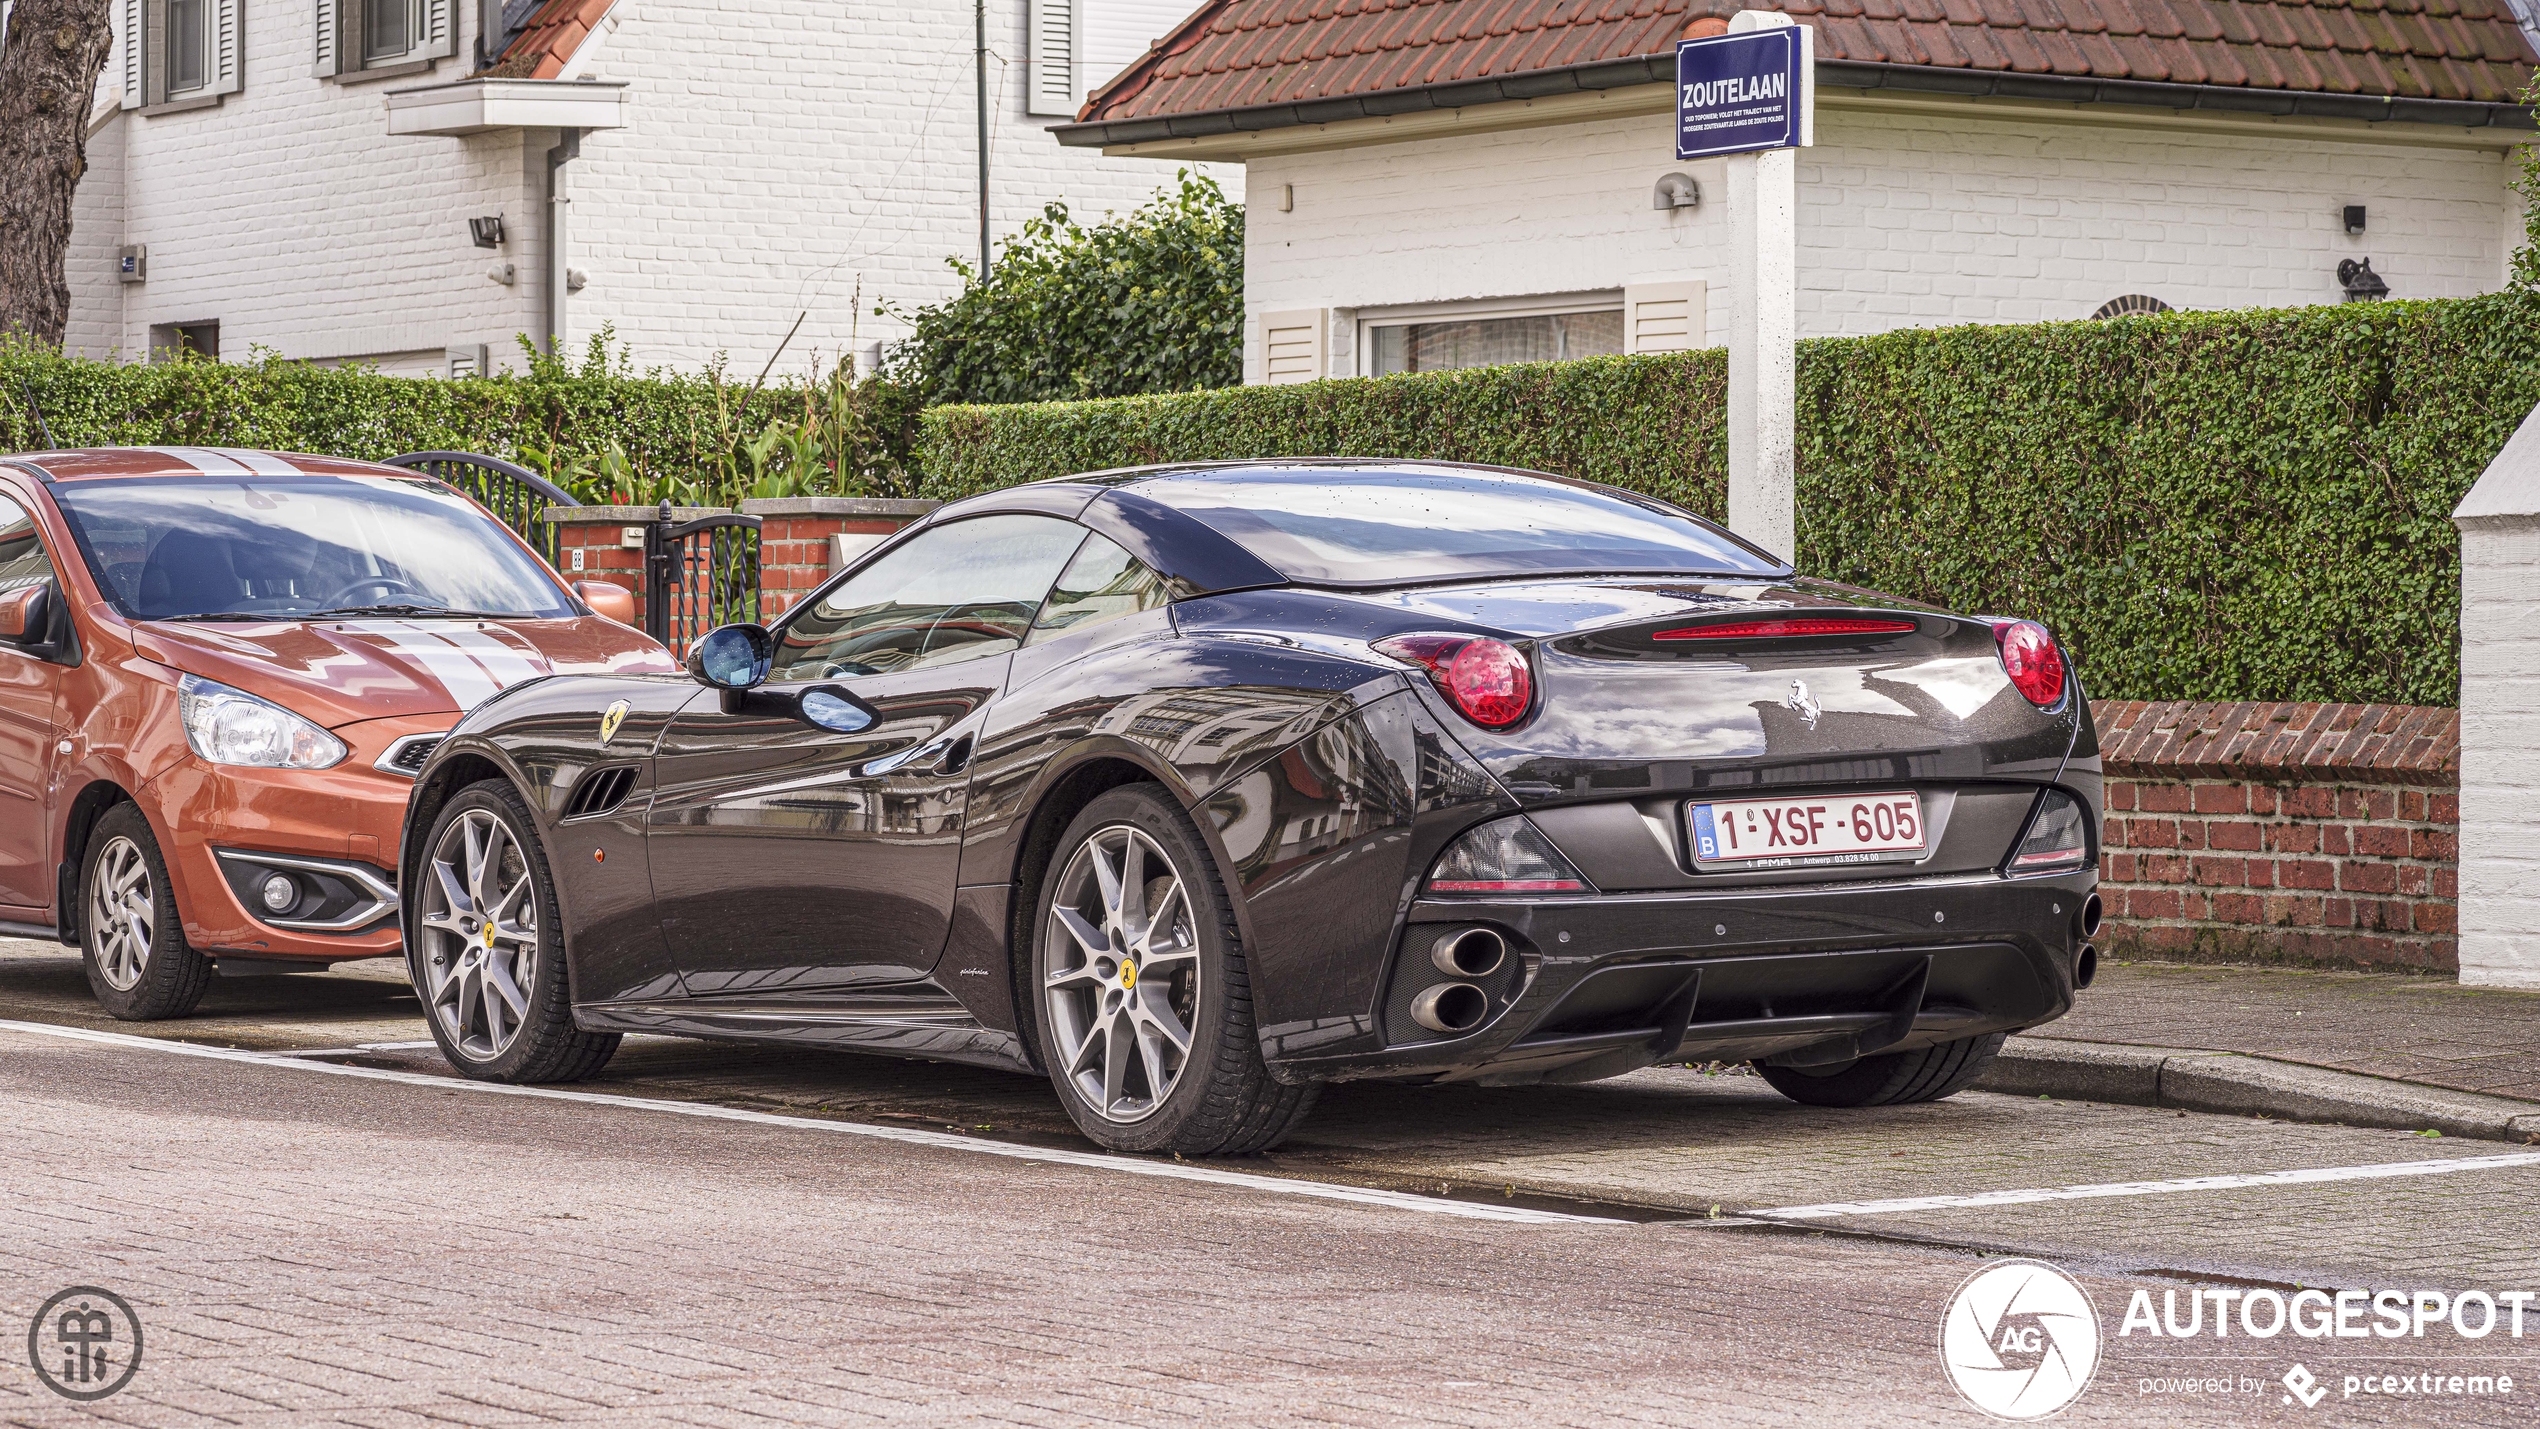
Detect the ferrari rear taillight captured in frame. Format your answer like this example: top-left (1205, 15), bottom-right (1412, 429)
top-left (2008, 789), bottom-right (2092, 874)
top-left (1426, 816), bottom-right (1591, 895)
top-left (1373, 633), bottom-right (1534, 730)
top-left (1993, 619), bottom-right (2068, 709)
top-left (1653, 617), bottom-right (1917, 641)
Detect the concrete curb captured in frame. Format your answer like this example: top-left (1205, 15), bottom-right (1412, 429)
top-left (1974, 1036), bottom-right (2540, 1144)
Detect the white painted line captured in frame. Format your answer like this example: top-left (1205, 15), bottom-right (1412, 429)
top-left (354, 1040), bottom-right (442, 1051)
top-left (0, 1019), bottom-right (1621, 1227)
top-left (1751, 1152), bottom-right (2540, 1221)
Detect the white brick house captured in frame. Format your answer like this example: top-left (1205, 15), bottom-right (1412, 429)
top-left (60, 0), bottom-right (1226, 375)
top-left (1053, 0), bottom-right (2539, 384)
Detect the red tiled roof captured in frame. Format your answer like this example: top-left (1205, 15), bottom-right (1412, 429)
top-left (484, 0), bottom-right (612, 79)
top-left (1080, 0), bottom-right (2540, 124)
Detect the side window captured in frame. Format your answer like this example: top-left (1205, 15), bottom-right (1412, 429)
top-left (1027, 533), bottom-right (1171, 645)
top-left (0, 496), bottom-right (56, 597)
top-left (769, 514), bottom-right (1085, 682)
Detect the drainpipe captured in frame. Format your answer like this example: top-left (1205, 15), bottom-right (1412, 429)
top-left (545, 127), bottom-right (582, 358)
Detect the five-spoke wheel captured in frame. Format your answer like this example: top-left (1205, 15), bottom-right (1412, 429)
top-left (1031, 785), bottom-right (1317, 1154)
top-left (1044, 825), bottom-right (1202, 1124)
top-left (409, 781), bottom-right (619, 1082)
top-left (419, 805), bottom-right (543, 1062)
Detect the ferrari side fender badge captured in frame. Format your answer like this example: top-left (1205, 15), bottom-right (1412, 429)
top-left (598, 700), bottom-right (630, 744)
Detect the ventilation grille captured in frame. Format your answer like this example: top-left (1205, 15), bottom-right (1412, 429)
top-left (563, 765), bottom-right (639, 820)
top-left (386, 736), bottom-right (442, 774)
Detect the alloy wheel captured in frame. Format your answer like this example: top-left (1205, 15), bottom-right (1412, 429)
top-left (87, 835), bottom-right (154, 992)
top-left (1044, 825), bottom-right (1202, 1124)
top-left (420, 808), bottom-right (541, 1061)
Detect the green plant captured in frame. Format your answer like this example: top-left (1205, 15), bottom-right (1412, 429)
top-left (882, 170), bottom-right (1243, 406)
top-left (920, 291), bottom-right (2540, 707)
top-left (0, 327), bottom-right (921, 508)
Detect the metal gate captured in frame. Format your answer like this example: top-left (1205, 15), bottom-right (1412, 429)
top-left (384, 450), bottom-right (581, 563)
top-left (643, 502), bottom-right (762, 658)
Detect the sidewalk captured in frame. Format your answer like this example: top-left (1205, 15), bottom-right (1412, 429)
top-left (1987, 960), bottom-right (2540, 1142)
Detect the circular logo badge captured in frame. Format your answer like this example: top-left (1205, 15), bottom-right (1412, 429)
top-left (1939, 1260), bottom-right (2100, 1420)
top-left (26, 1286), bottom-right (144, 1403)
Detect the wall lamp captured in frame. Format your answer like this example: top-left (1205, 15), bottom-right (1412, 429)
top-left (469, 216), bottom-right (506, 249)
top-left (2338, 258), bottom-right (2389, 303)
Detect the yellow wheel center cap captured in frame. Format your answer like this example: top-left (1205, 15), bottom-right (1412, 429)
top-left (1119, 959), bottom-right (1138, 990)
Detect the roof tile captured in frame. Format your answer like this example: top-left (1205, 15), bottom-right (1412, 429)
top-left (1078, 0), bottom-right (2537, 122)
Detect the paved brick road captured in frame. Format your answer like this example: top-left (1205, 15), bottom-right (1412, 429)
top-left (8, 940), bottom-right (2540, 1425)
top-left (5, 1028), bottom-right (2529, 1429)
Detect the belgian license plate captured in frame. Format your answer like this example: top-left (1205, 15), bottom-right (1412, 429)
top-left (1687, 791), bottom-right (1926, 868)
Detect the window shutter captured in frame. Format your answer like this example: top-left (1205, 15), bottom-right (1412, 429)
top-left (120, 0), bottom-right (144, 106)
top-left (211, 0), bottom-right (240, 95)
top-left (1257, 310), bottom-right (1327, 385)
top-left (1024, 0), bottom-right (1078, 117)
top-left (422, 0), bottom-right (454, 60)
top-left (1623, 281), bottom-right (1708, 355)
top-left (314, 0), bottom-right (340, 75)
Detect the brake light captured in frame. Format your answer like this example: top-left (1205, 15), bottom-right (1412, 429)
top-left (1373, 633), bottom-right (1534, 730)
top-left (1652, 617), bottom-right (1917, 641)
top-left (1993, 620), bottom-right (2068, 708)
top-left (2009, 789), bottom-right (2091, 874)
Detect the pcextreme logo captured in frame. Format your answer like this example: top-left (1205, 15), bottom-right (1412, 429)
top-left (1940, 1260), bottom-right (2103, 1420)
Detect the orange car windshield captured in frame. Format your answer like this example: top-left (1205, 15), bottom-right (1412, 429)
top-left (53, 474), bottom-right (574, 623)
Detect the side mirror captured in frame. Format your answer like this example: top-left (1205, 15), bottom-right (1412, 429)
top-left (686, 622), bottom-right (772, 690)
top-left (0, 582), bottom-right (50, 645)
top-left (572, 579), bottom-right (637, 627)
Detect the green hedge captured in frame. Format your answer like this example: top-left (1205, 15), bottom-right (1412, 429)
top-left (0, 338), bottom-right (916, 505)
top-left (921, 293), bottom-right (2540, 707)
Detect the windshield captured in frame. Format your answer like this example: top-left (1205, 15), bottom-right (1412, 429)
top-left (53, 475), bottom-right (573, 622)
top-left (1129, 467), bottom-right (1785, 588)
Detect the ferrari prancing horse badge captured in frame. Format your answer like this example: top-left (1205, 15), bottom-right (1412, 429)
top-left (598, 699), bottom-right (630, 744)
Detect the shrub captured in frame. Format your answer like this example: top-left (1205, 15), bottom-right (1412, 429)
top-left (920, 292), bottom-right (2540, 707)
top-left (0, 330), bottom-right (920, 506)
top-left (881, 171), bottom-right (1243, 406)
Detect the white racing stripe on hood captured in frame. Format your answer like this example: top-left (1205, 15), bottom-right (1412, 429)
top-left (346, 622), bottom-right (538, 711)
top-left (205, 448), bottom-right (308, 477)
top-left (422, 624), bottom-right (553, 690)
top-left (141, 446), bottom-right (256, 475)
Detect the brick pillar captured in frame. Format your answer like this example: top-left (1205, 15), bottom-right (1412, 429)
top-left (544, 505), bottom-right (728, 635)
top-left (737, 498), bottom-right (939, 619)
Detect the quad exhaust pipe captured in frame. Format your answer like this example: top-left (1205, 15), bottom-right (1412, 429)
top-left (1430, 927), bottom-right (1508, 979)
top-left (2078, 893), bottom-right (2103, 940)
top-left (1411, 981), bottom-right (1490, 1034)
top-left (2075, 943), bottom-right (2099, 990)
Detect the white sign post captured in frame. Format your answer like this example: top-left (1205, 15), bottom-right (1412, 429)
top-left (1677, 13), bottom-right (1814, 563)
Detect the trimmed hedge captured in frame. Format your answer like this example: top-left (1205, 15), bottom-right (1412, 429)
top-left (920, 293), bottom-right (2540, 707)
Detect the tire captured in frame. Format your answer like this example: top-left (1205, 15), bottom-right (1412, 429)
top-left (1029, 784), bottom-right (1317, 1155)
top-left (409, 779), bottom-right (619, 1083)
top-left (1755, 1032), bottom-right (2007, 1108)
top-left (80, 803), bottom-right (213, 1021)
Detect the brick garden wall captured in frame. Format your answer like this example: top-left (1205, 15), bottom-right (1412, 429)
top-left (547, 498), bottom-right (933, 645)
top-left (2091, 700), bottom-right (2462, 973)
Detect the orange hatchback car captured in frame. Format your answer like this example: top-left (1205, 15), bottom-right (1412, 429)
top-left (0, 447), bottom-right (674, 1018)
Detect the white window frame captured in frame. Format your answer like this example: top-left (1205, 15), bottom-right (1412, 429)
top-left (316, 0), bottom-right (454, 83)
top-left (1354, 291), bottom-right (1625, 378)
top-left (119, 0), bottom-right (240, 112)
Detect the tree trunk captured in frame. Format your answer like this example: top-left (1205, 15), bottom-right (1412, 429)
top-left (0, 0), bottom-right (116, 346)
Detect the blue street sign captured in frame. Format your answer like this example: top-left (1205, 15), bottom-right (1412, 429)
top-left (1675, 27), bottom-right (1814, 160)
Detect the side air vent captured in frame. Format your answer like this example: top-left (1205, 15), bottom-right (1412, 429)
top-left (562, 765), bottom-right (640, 820)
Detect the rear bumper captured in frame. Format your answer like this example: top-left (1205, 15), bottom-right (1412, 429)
top-left (1273, 867), bottom-right (2096, 1085)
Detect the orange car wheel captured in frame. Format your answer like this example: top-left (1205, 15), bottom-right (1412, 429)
top-left (82, 803), bottom-right (213, 1021)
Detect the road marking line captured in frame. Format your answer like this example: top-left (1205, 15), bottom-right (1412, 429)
top-left (1750, 1153), bottom-right (2540, 1221)
top-left (0, 1019), bottom-right (1622, 1227)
